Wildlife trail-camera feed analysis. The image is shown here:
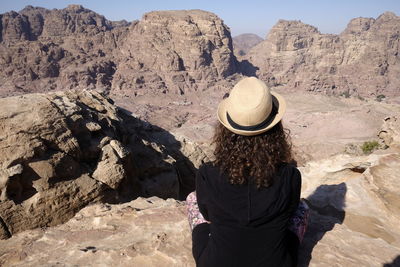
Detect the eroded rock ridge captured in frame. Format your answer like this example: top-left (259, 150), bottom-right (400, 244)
top-left (0, 6), bottom-right (237, 97)
top-left (245, 12), bottom-right (400, 98)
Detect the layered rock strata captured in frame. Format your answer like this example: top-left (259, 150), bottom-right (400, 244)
top-left (246, 12), bottom-right (400, 98)
top-left (0, 6), bottom-right (237, 97)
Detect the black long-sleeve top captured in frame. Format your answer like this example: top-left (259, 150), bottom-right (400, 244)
top-left (193, 162), bottom-right (301, 267)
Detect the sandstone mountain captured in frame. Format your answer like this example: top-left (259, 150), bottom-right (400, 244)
top-left (2, 6), bottom-right (400, 99)
top-left (245, 12), bottom-right (400, 99)
top-left (232, 33), bottom-right (263, 57)
top-left (0, 5), bottom-right (237, 97)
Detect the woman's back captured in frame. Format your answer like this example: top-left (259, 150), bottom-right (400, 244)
top-left (188, 77), bottom-right (306, 267)
top-left (194, 163), bottom-right (301, 267)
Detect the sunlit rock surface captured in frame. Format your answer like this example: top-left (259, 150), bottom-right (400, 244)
top-left (1, 150), bottom-right (399, 266)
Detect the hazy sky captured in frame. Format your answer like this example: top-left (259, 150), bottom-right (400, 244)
top-left (1, 0), bottom-right (399, 37)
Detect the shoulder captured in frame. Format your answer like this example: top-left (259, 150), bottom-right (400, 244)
top-left (278, 163), bottom-right (302, 187)
top-left (197, 162), bottom-right (226, 188)
top-left (279, 162), bottom-right (301, 177)
top-left (198, 162), bottom-right (220, 180)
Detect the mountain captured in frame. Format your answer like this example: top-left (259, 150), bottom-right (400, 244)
top-left (1, 6), bottom-right (400, 99)
top-left (0, 6), bottom-right (237, 97)
top-left (233, 33), bottom-right (263, 56)
top-left (244, 12), bottom-right (400, 98)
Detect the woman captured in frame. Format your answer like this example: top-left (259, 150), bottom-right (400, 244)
top-left (186, 77), bottom-right (308, 267)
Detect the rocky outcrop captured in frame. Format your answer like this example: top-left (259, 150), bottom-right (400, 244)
top-left (1, 150), bottom-right (399, 266)
top-left (0, 6), bottom-right (237, 97)
top-left (0, 197), bottom-right (194, 266)
top-left (246, 12), bottom-right (400, 98)
top-left (232, 33), bottom-right (263, 57)
top-left (379, 116), bottom-right (400, 148)
top-left (0, 90), bottom-right (199, 239)
top-left (298, 152), bottom-right (400, 266)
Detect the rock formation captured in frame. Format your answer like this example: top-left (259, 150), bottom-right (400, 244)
top-left (0, 90), bottom-right (204, 239)
top-left (233, 33), bottom-right (263, 57)
top-left (0, 6), bottom-right (237, 97)
top-left (379, 116), bottom-right (400, 149)
top-left (0, 197), bottom-right (194, 266)
top-left (245, 12), bottom-right (400, 98)
top-left (113, 10), bottom-right (237, 95)
top-left (1, 129), bottom-right (399, 266)
top-left (3, 6), bottom-right (400, 100)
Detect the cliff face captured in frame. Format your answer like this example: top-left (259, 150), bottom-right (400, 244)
top-left (246, 12), bottom-right (400, 98)
top-left (1, 6), bottom-right (400, 99)
top-left (113, 10), bottom-right (237, 95)
top-left (0, 6), bottom-right (237, 97)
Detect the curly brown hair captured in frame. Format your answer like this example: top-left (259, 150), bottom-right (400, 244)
top-left (213, 121), bottom-right (293, 188)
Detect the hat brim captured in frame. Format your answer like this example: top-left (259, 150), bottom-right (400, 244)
top-left (217, 91), bottom-right (286, 136)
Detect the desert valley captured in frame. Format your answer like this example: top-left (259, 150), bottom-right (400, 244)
top-left (0, 4), bottom-right (399, 266)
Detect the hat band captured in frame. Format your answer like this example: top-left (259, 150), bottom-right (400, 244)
top-left (226, 105), bottom-right (277, 132)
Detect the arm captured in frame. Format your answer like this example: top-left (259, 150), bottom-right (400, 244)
top-left (289, 167), bottom-right (302, 215)
top-left (195, 166), bottom-right (210, 221)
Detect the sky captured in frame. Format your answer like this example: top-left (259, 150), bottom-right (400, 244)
top-left (1, 0), bottom-right (400, 37)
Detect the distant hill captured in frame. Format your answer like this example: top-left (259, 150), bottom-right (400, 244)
top-left (233, 33), bottom-right (263, 57)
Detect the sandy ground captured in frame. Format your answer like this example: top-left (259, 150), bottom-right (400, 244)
top-left (112, 89), bottom-right (400, 163)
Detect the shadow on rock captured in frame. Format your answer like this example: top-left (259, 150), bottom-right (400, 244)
top-left (239, 59), bottom-right (259, 77)
top-left (298, 183), bottom-right (347, 267)
top-left (383, 255), bottom-right (400, 267)
top-left (0, 90), bottom-right (202, 239)
top-left (116, 107), bottom-right (204, 202)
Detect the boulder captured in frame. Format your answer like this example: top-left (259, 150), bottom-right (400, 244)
top-left (0, 90), bottom-right (196, 239)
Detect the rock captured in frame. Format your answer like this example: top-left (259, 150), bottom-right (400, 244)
top-left (379, 116), bottom-right (400, 148)
top-left (0, 6), bottom-right (237, 97)
top-left (110, 139), bottom-right (130, 158)
top-left (0, 90), bottom-right (197, 239)
top-left (1, 151), bottom-right (400, 266)
top-left (92, 144), bottom-right (127, 189)
top-left (0, 197), bottom-right (194, 266)
top-left (85, 121), bottom-right (102, 131)
top-left (2, 6), bottom-right (399, 100)
top-left (245, 13), bottom-right (400, 98)
top-left (113, 9), bottom-right (237, 95)
top-left (298, 152), bottom-right (400, 266)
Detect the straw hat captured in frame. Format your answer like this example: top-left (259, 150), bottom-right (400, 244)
top-left (217, 77), bottom-right (286, 136)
